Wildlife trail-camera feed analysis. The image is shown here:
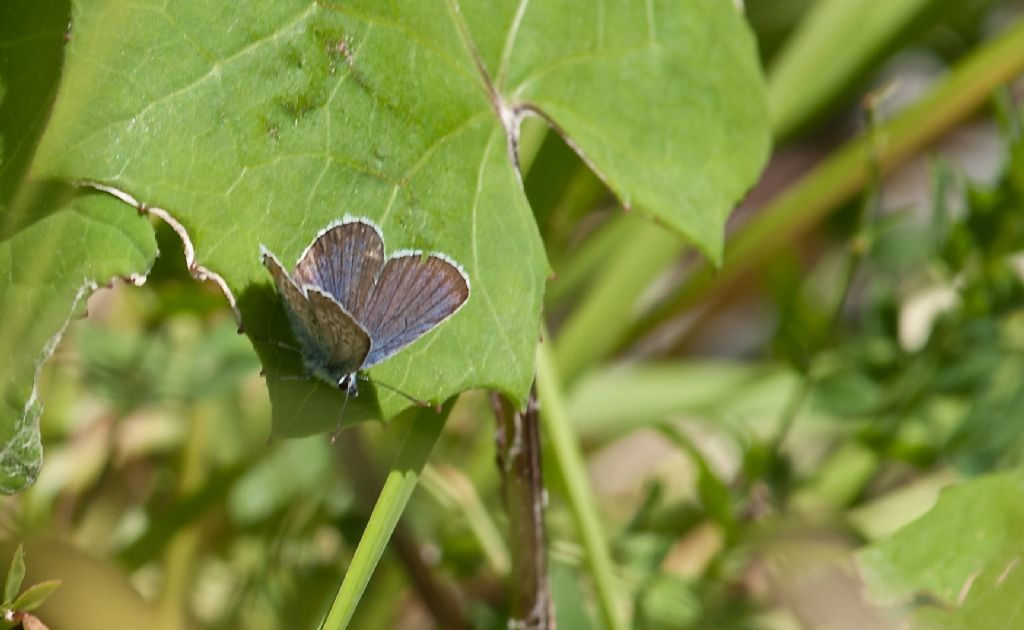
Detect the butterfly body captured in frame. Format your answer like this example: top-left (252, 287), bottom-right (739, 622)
top-left (261, 217), bottom-right (470, 397)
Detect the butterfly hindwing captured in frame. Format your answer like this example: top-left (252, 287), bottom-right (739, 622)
top-left (262, 248), bottom-right (323, 343)
top-left (304, 287), bottom-right (372, 377)
top-left (293, 220), bottom-right (384, 321)
top-left (360, 253), bottom-right (470, 369)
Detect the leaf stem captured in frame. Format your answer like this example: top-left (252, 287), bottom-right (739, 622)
top-left (535, 338), bottom-right (625, 630)
top-left (334, 424), bottom-right (468, 629)
top-left (320, 403), bottom-right (451, 630)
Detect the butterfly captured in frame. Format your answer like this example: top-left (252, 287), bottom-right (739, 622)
top-left (260, 217), bottom-right (470, 400)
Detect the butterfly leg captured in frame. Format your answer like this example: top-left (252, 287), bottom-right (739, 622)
top-left (263, 373), bottom-right (310, 382)
top-left (357, 374), bottom-right (435, 409)
top-left (243, 331), bottom-right (303, 355)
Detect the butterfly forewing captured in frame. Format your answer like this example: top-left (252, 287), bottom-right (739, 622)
top-left (293, 221), bottom-right (385, 320)
top-left (262, 248), bottom-right (371, 380)
top-left (361, 253), bottom-right (470, 368)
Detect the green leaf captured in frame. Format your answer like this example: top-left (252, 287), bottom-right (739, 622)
top-left (0, 1), bottom-right (67, 207)
top-left (911, 558), bottom-right (1024, 629)
top-left (0, 190), bottom-right (158, 493)
top-left (31, 0), bottom-right (768, 436)
top-left (3, 545), bottom-right (24, 605)
top-left (0, 1), bottom-right (158, 493)
top-left (858, 467), bottom-right (1024, 607)
top-left (488, 0), bottom-right (770, 259)
top-left (0, 6), bottom-right (61, 495)
top-left (9, 579), bottom-right (61, 613)
top-left (637, 573), bottom-right (701, 629)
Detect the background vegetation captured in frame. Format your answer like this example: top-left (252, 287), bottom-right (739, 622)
top-left (2, 0), bottom-right (1024, 628)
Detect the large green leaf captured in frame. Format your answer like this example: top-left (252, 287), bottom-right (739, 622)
top-left (27, 0), bottom-right (768, 437)
top-left (858, 467), bottom-right (1024, 610)
top-left (910, 556), bottom-right (1024, 629)
top-left (0, 1), bottom-right (159, 493)
top-left (0, 193), bottom-right (157, 494)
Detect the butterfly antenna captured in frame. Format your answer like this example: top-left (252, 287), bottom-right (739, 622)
top-left (330, 392), bottom-right (351, 443)
top-left (358, 374), bottom-right (436, 410)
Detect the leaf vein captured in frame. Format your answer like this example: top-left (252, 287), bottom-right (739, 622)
top-left (471, 130), bottom-right (520, 374)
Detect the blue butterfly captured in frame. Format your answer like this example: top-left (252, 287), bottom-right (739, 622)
top-left (261, 217), bottom-right (469, 398)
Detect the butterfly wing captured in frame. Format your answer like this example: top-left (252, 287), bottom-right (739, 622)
top-left (262, 247), bottom-right (371, 380)
top-left (304, 287), bottom-right (372, 377)
top-left (293, 219), bottom-right (384, 320)
top-left (360, 253), bottom-right (470, 369)
top-left (262, 246), bottom-right (321, 341)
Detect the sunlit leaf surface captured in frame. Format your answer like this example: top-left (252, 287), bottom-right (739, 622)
top-left (17, 0), bottom-right (767, 442)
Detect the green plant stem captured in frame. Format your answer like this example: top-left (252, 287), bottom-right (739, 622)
top-left (621, 17), bottom-right (1024, 350)
top-left (335, 425), bottom-right (468, 629)
top-left (535, 338), bottom-right (625, 630)
top-left (774, 90), bottom-right (887, 454)
top-left (320, 403), bottom-right (451, 630)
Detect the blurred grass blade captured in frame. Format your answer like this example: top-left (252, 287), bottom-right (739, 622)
top-left (554, 218), bottom-right (684, 383)
top-left (321, 403), bottom-right (450, 630)
top-left (420, 464), bottom-right (511, 575)
top-left (731, 15), bottom-right (1024, 301)
top-left (545, 214), bottom-right (633, 307)
top-left (623, 16), bottom-right (1024, 350)
top-left (536, 338), bottom-right (625, 630)
top-left (566, 361), bottom-right (797, 440)
top-left (769, 0), bottom-right (946, 139)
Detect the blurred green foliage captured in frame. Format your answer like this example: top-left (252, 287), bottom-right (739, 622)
top-left (0, 544), bottom-right (61, 628)
top-left (2, 1), bottom-right (1024, 629)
